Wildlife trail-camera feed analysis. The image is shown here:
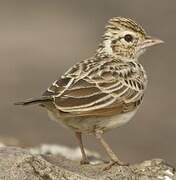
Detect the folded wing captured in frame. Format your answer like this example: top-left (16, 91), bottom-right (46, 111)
top-left (43, 59), bottom-right (147, 117)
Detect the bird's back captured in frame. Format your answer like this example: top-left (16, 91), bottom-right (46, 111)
top-left (42, 55), bottom-right (147, 119)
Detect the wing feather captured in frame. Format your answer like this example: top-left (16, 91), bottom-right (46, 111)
top-left (42, 58), bottom-right (147, 116)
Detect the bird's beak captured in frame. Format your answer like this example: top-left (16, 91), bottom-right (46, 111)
top-left (139, 36), bottom-right (164, 49)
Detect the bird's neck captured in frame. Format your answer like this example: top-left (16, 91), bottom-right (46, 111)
top-left (95, 43), bottom-right (138, 63)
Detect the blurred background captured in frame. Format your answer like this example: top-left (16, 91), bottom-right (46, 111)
top-left (0, 0), bottom-right (175, 164)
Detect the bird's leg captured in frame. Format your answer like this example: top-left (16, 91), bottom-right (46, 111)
top-left (95, 130), bottom-right (129, 170)
top-left (75, 132), bottom-right (89, 164)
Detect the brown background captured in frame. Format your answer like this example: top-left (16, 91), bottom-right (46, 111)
top-left (1, 0), bottom-right (175, 164)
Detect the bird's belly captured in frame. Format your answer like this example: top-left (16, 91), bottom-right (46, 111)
top-left (99, 110), bottom-right (137, 130)
top-left (47, 109), bottom-right (137, 134)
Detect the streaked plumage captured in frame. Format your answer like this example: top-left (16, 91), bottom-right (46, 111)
top-left (43, 56), bottom-right (147, 120)
top-left (15, 17), bottom-right (163, 166)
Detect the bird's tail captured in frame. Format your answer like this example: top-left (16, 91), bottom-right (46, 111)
top-left (14, 96), bottom-right (53, 106)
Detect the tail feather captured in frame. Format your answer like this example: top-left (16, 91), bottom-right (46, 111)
top-left (14, 96), bottom-right (53, 106)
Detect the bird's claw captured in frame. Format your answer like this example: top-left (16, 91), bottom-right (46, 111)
top-left (80, 158), bottom-right (90, 165)
top-left (103, 160), bottom-right (129, 171)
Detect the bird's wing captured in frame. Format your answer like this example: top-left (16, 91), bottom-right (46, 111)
top-left (43, 59), bottom-right (147, 117)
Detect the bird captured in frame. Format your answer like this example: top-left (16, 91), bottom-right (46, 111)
top-left (15, 17), bottom-right (163, 167)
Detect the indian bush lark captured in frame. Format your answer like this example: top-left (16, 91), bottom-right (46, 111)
top-left (15, 17), bottom-right (163, 167)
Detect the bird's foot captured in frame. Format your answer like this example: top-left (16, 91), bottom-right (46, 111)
top-left (80, 158), bottom-right (90, 165)
top-left (103, 160), bottom-right (129, 171)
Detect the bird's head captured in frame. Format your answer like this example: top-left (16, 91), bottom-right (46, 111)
top-left (99, 17), bottom-right (163, 60)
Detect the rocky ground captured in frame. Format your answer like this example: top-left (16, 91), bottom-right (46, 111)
top-left (0, 142), bottom-right (175, 180)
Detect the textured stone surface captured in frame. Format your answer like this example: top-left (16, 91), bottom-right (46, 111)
top-left (0, 146), bottom-right (175, 180)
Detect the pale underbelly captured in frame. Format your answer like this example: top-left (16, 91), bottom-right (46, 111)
top-left (47, 109), bottom-right (138, 134)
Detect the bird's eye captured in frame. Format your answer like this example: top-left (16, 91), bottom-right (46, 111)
top-left (124, 34), bottom-right (133, 43)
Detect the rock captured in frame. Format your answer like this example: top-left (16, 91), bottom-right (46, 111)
top-left (29, 144), bottom-right (103, 164)
top-left (0, 146), bottom-right (175, 180)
